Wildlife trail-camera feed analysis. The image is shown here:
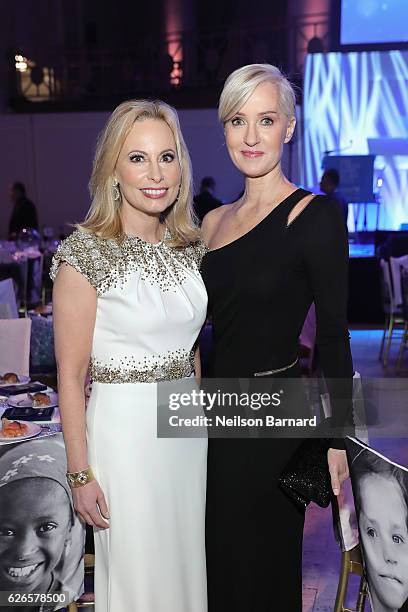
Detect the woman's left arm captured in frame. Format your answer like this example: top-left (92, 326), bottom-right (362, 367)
top-left (304, 198), bottom-right (354, 494)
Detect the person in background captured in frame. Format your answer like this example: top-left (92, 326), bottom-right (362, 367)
top-left (320, 168), bottom-right (349, 231)
top-left (193, 176), bottom-right (221, 223)
top-left (8, 182), bottom-right (39, 239)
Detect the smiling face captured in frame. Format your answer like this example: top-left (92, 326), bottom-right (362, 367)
top-left (358, 474), bottom-right (408, 611)
top-left (0, 479), bottom-right (72, 592)
top-left (114, 118), bottom-right (181, 220)
top-left (223, 81), bottom-right (296, 180)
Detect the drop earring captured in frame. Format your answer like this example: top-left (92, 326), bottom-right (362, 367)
top-left (112, 179), bottom-right (120, 201)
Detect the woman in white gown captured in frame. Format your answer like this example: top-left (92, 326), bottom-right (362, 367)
top-left (51, 100), bottom-right (208, 611)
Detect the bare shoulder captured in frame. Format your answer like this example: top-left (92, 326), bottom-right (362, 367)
top-left (201, 204), bottom-right (231, 244)
top-left (287, 192), bottom-right (318, 227)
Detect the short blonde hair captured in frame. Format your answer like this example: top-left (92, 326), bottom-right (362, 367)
top-left (78, 99), bottom-right (199, 246)
top-left (218, 64), bottom-right (296, 124)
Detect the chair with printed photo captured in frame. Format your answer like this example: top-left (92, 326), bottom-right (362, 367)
top-left (67, 554), bottom-right (95, 611)
top-left (332, 479), bottom-right (368, 612)
top-left (345, 438), bottom-right (408, 612)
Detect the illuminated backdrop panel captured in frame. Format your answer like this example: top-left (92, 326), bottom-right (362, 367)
top-left (303, 51), bottom-right (408, 229)
top-left (341, 0), bottom-right (408, 45)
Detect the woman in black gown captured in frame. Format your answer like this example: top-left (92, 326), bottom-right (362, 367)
top-left (201, 64), bottom-right (354, 610)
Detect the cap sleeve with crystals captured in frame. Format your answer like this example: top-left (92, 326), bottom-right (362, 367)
top-left (188, 239), bottom-right (209, 270)
top-left (50, 230), bottom-right (115, 290)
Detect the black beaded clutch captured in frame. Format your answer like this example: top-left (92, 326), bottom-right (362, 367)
top-left (278, 438), bottom-right (332, 509)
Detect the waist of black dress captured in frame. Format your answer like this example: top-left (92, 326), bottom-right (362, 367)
top-left (208, 352), bottom-right (300, 378)
top-left (253, 357), bottom-right (299, 377)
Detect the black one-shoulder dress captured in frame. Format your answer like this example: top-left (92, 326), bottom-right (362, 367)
top-left (201, 188), bottom-right (353, 611)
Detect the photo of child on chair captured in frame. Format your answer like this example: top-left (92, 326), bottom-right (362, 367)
top-left (0, 434), bottom-right (85, 611)
top-left (347, 438), bottom-right (408, 612)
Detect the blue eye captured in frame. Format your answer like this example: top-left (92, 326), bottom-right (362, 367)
top-left (260, 117), bottom-right (274, 125)
top-left (231, 117), bottom-right (244, 126)
top-left (130, 154), bottom-right (144, 163)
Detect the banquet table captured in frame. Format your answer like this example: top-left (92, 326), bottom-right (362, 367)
top-left (0, 245), bottom-right (43, 307)
top-left (0, 394), bottom-right (61, 447)
top-left (0, 258), bottom-right (28, 305)
top-left (0, 237), bottom-right (60, 308)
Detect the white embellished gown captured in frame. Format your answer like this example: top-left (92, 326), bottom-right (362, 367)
top-left (51, 229), bottom-right (208, 612)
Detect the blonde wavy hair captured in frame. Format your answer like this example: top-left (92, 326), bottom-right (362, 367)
top-left (218, 64), bottom-right (297, 124)
top-left (78, 99), bottom-right (199, 246)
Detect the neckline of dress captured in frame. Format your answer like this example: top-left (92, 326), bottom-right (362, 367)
top-left (125, 227), bottom-right (170, 247)
top-left (206, 188), bottom-right (304, 255)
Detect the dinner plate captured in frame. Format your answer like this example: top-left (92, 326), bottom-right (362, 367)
top-left (0, 420), bottom-right (42, 443)
top-left (29, 304), bottom-right (53, 316)
top-left (0, 375), bottom-right (30, 387)
top-left (8, 392), bottom-right (58, 409)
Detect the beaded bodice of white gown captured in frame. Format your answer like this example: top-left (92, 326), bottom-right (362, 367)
top-left (51, 229), bottom-right (208, 384)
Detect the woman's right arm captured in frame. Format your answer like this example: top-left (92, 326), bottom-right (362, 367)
top-left (53, 263), bottom-right (109, 529)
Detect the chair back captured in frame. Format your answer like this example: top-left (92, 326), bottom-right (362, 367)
top-left (0, 318), bottom-right (32, 377)
top-left (379, 258), bottom-right (399, 314)
top-left (389, 254), bottom-right (408, 309)
top-left (0, 278), bottom-right (18, 318)
top-left (400, 265), bottom-right (408, 322)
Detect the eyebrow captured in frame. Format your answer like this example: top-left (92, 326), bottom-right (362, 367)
top-left (234, 110), bottom-right (279, 117)
top-left (127, 148), bottom-right (176, 155)
top-left (363, 515), bottom-right (407, 530)
top-left (363, 516), bottom-right (378, 524)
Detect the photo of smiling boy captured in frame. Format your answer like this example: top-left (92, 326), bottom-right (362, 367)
top-left (350, 444), bottom-right (408, 612)
top-left (0, 435), bottom-right (85, 611)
